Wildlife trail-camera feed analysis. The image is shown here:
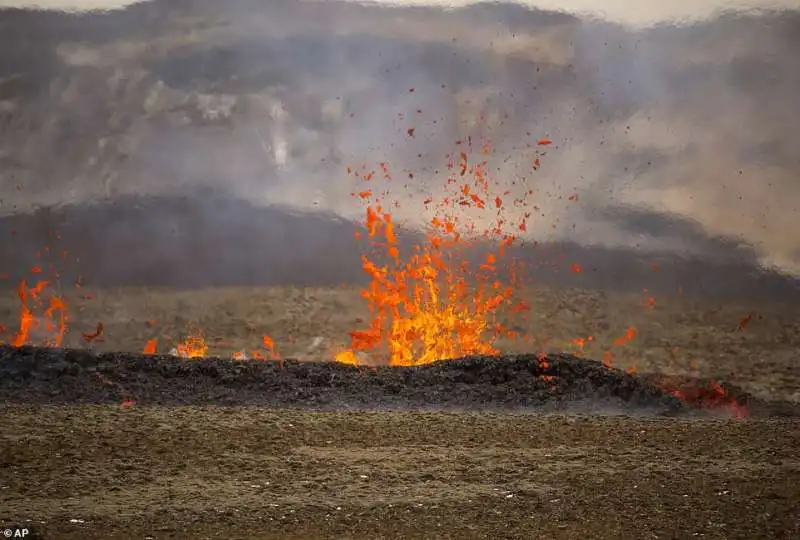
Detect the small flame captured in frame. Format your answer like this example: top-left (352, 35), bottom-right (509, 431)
top-left (334, 350), bottom-right (360, 365)
top-left (262, 334), bottom-right (280, 360)
top-left (664, 379), bottom-right (749, 419)
top-left (174, 329), bottom-right (209, 359)
top-left (143, 339), bottom-right (158, 354)
top-left (10, 277), bottom-right (67, 347)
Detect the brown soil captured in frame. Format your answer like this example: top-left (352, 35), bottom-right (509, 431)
top-left (1, 406), bottom-right (798, 539)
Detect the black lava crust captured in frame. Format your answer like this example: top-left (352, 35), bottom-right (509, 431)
top-left (0, 345), bottom-right (769, 416)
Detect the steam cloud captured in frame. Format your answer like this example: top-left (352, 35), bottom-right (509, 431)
top-left (0, 0), bottom-right (798, 284)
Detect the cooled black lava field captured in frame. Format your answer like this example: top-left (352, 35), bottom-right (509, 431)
top-left (0, 344), bottom-right (792, 416)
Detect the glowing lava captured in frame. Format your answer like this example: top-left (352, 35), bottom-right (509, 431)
top-left (7, 277), bottom-right (67, 348)
top-left (174, 328), bottom-right (209, 359)
top-left (335, 148), bottom-right (530, 367)
top-left (663, 379), bottom-right (749, 419)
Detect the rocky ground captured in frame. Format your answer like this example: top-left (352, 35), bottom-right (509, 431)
top-left (1, 405), bottom-right (798, 539)
top-left (0, 344), bottom-right (766, 415)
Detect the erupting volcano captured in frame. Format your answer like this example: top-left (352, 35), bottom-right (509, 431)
top-left (0, 140), bottom-right (765, 419)
top-left (3, 3), bottom-right (800, 538)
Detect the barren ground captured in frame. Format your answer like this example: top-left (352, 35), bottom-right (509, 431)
top-left (1, 407), bottom-right (799, 539)
top-left (0, 284), bottom-right (798, 539)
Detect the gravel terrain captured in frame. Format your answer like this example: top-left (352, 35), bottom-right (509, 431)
top-left (1, 405), bottom-right (798, 539)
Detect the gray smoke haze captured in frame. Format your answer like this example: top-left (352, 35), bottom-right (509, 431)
top-left (0, 0), bottom-right (798, 295)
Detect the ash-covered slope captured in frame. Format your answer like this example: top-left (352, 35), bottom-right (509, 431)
top-left (0, 194), bottom-right (798, 303)
top-left (2, 344), bottom-right (792, 418)
top-left (0, 1), bottom-right (799, 276)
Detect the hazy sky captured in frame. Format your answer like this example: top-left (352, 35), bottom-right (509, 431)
top-left (2, 0), bottom-right (799, 26)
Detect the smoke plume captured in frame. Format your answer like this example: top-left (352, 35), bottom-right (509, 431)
top-left (0, 0), bottom-right (798, 295)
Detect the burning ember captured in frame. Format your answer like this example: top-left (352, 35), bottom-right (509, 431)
top-left (140, 329), bottom-right (281, 362)
top-left (660, 378), bottom-right (749, 419)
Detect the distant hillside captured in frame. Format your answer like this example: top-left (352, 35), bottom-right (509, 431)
top-left (0, 0), bottom-right (798, 279)
top-left (0, 194), bottom-right (797, 304)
